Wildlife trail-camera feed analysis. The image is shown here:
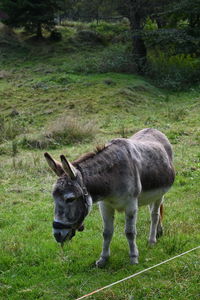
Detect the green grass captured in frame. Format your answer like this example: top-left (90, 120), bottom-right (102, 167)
top-left (0, 23), bottom-right (200, 300)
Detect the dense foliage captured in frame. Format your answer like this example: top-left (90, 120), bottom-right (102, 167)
top-left (60, 1), bottom-right (198, 75)
top-left (0, 0), bottom-right (200, 84)
top-left (0, 0), bottom-right (62, 37)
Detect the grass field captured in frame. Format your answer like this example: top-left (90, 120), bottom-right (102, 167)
top-left (0, 23), bottom-right (200, 300)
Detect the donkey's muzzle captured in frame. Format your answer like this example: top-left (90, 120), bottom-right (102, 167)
top-left (54, 230), bottom-right (65, 243)
top-left (53, 222), bottom-right (75, 243)
top-left (53, 228), bottom-right (75, 243)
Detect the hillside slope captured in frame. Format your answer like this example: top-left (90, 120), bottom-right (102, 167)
top-left (0, 24), bottom-right (200, 300)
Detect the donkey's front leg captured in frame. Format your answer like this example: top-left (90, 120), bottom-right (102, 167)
top-left (125, 200), bottom-right (139, 264)
top-left (96, 201), bottom-right (115, 268)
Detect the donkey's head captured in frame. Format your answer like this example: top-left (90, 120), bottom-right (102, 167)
top-left (44, 153), bottom-right (92, 244)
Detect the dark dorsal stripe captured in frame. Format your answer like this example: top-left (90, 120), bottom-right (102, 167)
top-left (74, 137), bottom-right (175, 196)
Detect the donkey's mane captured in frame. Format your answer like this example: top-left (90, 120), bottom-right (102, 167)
top-left (73, 144), bottom-right (106, 166)
top-left (72, 141), bottom-right (127, 197)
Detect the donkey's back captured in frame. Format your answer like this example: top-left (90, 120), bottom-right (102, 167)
top-left (130, 128), bottom-right (173, 161)
top-left (109, 128), bottom-right (175, 195)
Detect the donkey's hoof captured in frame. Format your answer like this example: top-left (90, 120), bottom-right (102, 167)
top-left (148, 238), bottom-right (157, 246)
top-left (130, 256), bottom-right (139, 265)
top-left (96, 257), bottom-right (108, 268)
top-left (156, 226), bottom-right (163, 239)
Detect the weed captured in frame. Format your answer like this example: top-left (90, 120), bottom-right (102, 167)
top-left (176, 175), bottom-right (187, 186)
top-left (20, 116), bottom-right (98, 149)
top-left (0, 145), bottom-right (7, 155)
top-left (162, 232), bottom-right (189, 255)
top-left (0, 117), bottom-right (25, 143)
top-left (45, 116), bottom-right (98, 144)
top-left (166, 130), bottom-right (188, 144)
top-left (20, 134), bottom-right (54, 150)
top-left (119, 124), bottom-right (129, 138)
top-left (165, 107), bottom-right (188, 122)
top-left (11, 140), bottom-right (18, 157)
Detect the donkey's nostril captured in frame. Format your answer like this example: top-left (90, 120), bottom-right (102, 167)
top-left (53, 228), bottom-right (73, 243)
top-left (54, 231), bottom-right (63, 243)
top-left (78, 224), bottom-right (84, 231)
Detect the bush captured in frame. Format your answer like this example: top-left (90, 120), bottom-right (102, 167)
top-left (49, 30), bottom-right (62, 41)
top-left (20, 116), bottom-right (98, 149)
top-left (45, 116), bottom-right (97, 144)
top-left (76, 30), bottom-right (106, 45)
top-left (89, 21), bottom-right (130, 43)
top-left (0, 24), bottom-right (21, 48)
top-left (0, 117), bottom-right (25, 143)
top-left (0, 24), bottom-right (16, 40)
top-left (20, 134), bottom-right (54, 150)
top-left (0, 24), bottom-right (28, 60)
top-left (65, 44), bottom-right (135, 74)
top-left (147, 53), bottom-right (200, 90)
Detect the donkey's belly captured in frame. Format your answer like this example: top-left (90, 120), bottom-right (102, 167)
top-left (138, 187), bottom-right (169, 206)
top-left (104, 195), bottom-right (134, 212)
top-left (102, 187), bottom-right (170, 211)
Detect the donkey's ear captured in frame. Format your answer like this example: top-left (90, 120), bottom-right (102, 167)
top-left (60, 155), bottom-right (77, 179)
top-left (44, 152), bottom-right (64, 177)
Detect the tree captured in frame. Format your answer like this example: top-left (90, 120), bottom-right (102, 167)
top-left (0, 0), bottom-right (63, 38)
top-left (117, 0), bottom-right (172, 73)
top-left (154, 0), bottom-right (200, 56)
top-left (63, 0), bottom-right (117, 22)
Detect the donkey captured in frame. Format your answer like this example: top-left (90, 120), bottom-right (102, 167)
top-left (44, 128), bottom-right (175, 267)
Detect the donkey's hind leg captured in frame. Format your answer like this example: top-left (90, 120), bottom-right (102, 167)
top-left (96, 201), bottom-right (115, 268)
top-left (149, 197), bottom-right (164, 245)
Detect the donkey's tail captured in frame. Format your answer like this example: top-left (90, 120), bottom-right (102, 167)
top-left (160, 203), bottom-right (164, 221)
top-left (157, 203), bottom-right (164, 239)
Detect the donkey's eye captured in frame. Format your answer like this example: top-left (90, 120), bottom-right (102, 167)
top-left (63, 192), bottom-right (76, 202)
top-left (65, 197), bottom-right (76, 203)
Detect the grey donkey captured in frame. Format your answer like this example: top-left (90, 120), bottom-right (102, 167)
top-left (44, 128), bottom-right (175, 267)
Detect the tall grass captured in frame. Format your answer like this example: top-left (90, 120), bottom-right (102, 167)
top-left (0, 117), bottom-right (25, 143)
top-left (45, 115), bottom-right (98, 143)
top-left (21, 116), bottom-right (98, 149)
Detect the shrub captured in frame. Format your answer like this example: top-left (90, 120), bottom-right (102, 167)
top-left (0, 24), bottom-right (16, 40)
top-left (45, 116), bottom-right (97, 144)
top-left (66, 44), bottom-right (135, 74)
top-left (20, 134), bottom-right (54, 150)
top-left (147, 53), bottom-right (200, 90)
top-left (0, 24), bottom-right (28, 60)
top-left (21, 116), bottom-right (98, 149)
top-left (0, 117), bottom-right (25, 143)
top-left (75, 30), bottom-right (106, 45)
top-left (49, 30), bottom-right (62, 41)
top-left (0, 24), bottom-right (21, 48)
top-left (89, 21), bottom-right (130, 43)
